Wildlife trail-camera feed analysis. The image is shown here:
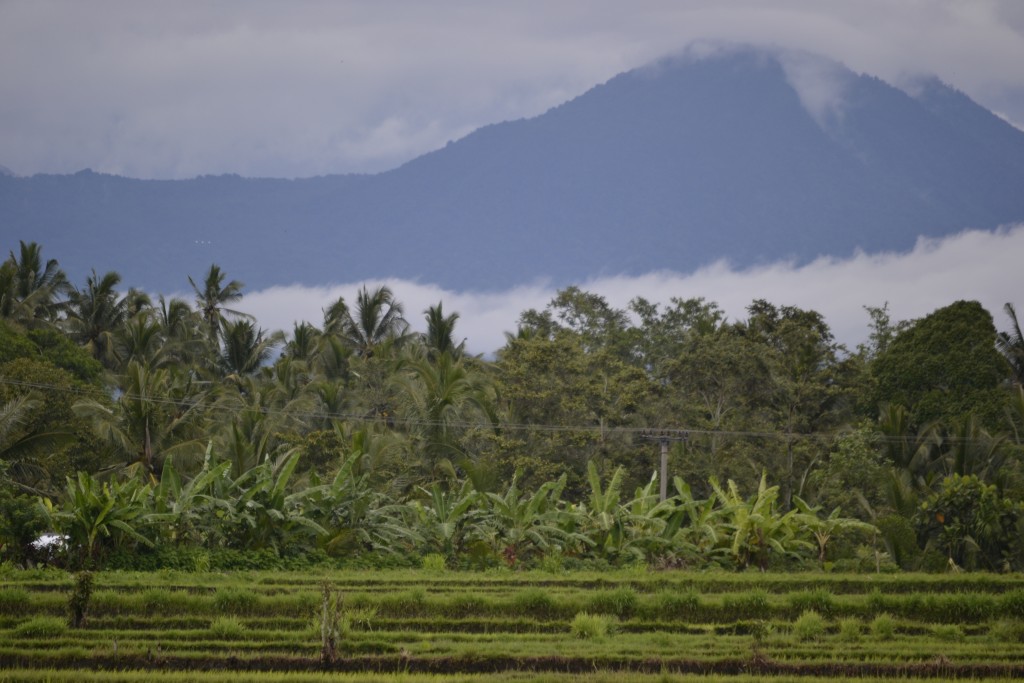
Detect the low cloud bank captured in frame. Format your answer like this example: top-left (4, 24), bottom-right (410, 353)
top-left (238, 225), bottom-right (1024, 356)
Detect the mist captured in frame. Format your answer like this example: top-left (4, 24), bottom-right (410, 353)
top-left (235, 225), bottom-right (1024, 356)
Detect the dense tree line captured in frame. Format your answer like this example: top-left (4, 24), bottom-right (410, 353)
top-left (1, 241), bottom-right (1023, 572)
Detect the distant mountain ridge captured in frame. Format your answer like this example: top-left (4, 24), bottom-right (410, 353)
top-left (2, 46), bottom-right (1024, 293)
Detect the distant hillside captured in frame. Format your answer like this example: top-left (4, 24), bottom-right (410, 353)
top-left (3, 46), bottom-right (1024, 293)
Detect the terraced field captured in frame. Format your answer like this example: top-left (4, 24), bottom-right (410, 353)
top-left (1, 569), bottom-right (1023, 682)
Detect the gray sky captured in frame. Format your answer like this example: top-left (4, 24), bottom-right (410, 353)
top-left (4, 1), bottom-right (1023, 352)
top-left (3, 0), bottom-right (1024, 179)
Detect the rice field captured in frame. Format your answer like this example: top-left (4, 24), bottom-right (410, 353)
top-left (1, 569), bottom-right (1023, 682)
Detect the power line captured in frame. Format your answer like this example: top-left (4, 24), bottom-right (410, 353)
top-left (0, 375), bottom-right (1013, 445)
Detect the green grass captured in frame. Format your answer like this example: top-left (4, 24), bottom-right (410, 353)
top-left (1, 568), bottom-right (1024, 681)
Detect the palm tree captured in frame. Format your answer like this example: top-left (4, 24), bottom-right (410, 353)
top-left (0, 394), bottom-right (72, 493)
top-left (1, 241), bottom-right (68, 324)
top-left (113, 310), bottom-right (168, 370)
top-left (188, 264), bottom-right (251, 341)
top-left (286, 321), bottom-right (321, 362)
top-left (156, 295), bottom-right (205, 368)
top-left (72, 361), bottom-right (208, 479)
top-left (393, 349), bottom-right (497, 483)
top-left (339, 285), bottom-right (409, 357)
top-left (423, 302), bottom-right (465, 359)
top-left (997, 303), bottom-right (1024, 387)
top-left (63, 270), bottom-right (130, 367)
top-left (217, 319), bottom-right (284, 379)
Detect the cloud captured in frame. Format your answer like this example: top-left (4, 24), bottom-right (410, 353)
top-left (777, 50), bottom-right (852, 127)
top-left (2, 1), bottom-right (1024, 178)
top-left (237, 225), bottom-right (1024, 357)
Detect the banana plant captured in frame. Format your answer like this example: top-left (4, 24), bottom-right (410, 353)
top-left (223, 449), bottom-right (327, 552)
top-left (146, 446), bottom-right (232, 546)
top-left (791, 495), bottom-right (876, 567)
top-left (476, 471), bottom-right (585, 567)
top-left (306, 451), bottom-right (420, 556)
top-left (42, 471), bottom-right (154, 567)
top-left (407, 480), bottom-right (482, 562)
top-left (666, 476), bottom-right (730, 564)
top-left (710, 471), bottom-right (813, 571)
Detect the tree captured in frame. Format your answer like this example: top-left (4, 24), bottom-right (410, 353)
top-left (740, 300), bottom-right (848, 509)
top-left (422, 302), bottom-right (465, 359)
top-left (495, 332), bottom-right (651, 495)
top-left (338, 285), bottom-right (409, 357)
top-left (217, 319), bottom-right (284, 379)
top-left (63, 270), bottom-right (131, 366)
top-left (997, 303), bottom-right (1024, 387)
top-left (73, 361), bottom-right (208, 479)
top-left (916, 474), bottom-right (1023, 571)
top-left (393, 349), bottom-right (497, 487)
top-left (188, 264), bottom-right (251, 342)
top-left (872, 300), bottom-right (1009, 429)
top-left (1, 241), bottom-right (68, 324)
top-left (0, 394), bottom-right (72, 493)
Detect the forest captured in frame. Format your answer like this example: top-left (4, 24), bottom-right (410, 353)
top-left (1, 240), bottom-right (1023, 573)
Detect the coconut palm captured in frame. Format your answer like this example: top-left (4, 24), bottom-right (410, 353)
top-left (1, 241), bottom-right (68, 324)
top-left (392, 349), bottom-right (497, 485)
top-left (63, 270), bottom-right (131, 366)
top-left (339, 285), bottom-right (409, 357)
top-left (188, 264), bottom-right (251, 341)
top-left (0, 394), bottom-right (72, 493)
top-left (113, 310), bottom-right (168, 370)
top-left (997, 303), bottom-right (1024, 387)
top-left (72, 361), bottom-right (208, 479)
top-left (423, 302), bottom-right (465, 359)
top-left (155, 295), bottom-right (206, 369)
top-left (217, 319), bottom-right (284, 379)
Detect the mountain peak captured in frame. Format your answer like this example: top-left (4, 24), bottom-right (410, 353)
top-left (2, 47), bottom-right (1024, 293)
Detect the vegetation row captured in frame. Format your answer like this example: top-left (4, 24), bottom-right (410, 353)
top-left (2, 240), bottom-right (1024, 575)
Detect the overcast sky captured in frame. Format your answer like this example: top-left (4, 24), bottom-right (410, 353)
top-left (3, 1), bottom-right (1023, 353)
top-left (3, 0), bottom-right (1024, 179)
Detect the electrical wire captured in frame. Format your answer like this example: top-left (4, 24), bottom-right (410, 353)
top-left (0, 376), bottom-right (1013, 446)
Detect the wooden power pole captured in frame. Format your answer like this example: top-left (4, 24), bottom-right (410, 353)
top-left (641, 430), bottom-right (689, 501)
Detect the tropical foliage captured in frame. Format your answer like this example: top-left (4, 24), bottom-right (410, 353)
top-left (1, 240), bottom-right (1023, 572)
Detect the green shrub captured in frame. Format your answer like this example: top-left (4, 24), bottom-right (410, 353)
top-left (539, 551), bottom-right (566, 573)
top-left (656, 588), bottom-right (701, 618)
top-left (587, 587), bottom-right (638, 617)
top-left (837, 617), bottom-right (862, 642)
top-left (513, 588), bottom-right (558, 618)
top-left (870, 613), bottom-right (897, 640)
top-left (0, 587), bottom-right (30, 612)
top-left (208, 615), bottom-right (246, 639)
top-left (420, 553), bottom-right (447, 572)
top-left (988, 619), bottom-right (1024, 643)
top-left (140, 588), bottom-right (193, 613)
top-left (1000, 589), bottom-right (1024, 619)
top-left (793, 609), bottom-right (827, 642)
top-left (932, 624), bottom-right (964, 642)
top-left (723, 588), bottom-right (771, 619)
top-left (570, 611), bottom-right (614, 639)
top-left (212, 587), bottom-right (259, 614)
top-left (789, 588), bottom-right (835, 618)
top-left (924, 592), bottom-right (994, 623)
top-left (14, 616), bottom-right (67, 638)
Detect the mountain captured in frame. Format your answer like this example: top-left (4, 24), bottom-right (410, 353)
top-left (2, 46), bottom-right (1024, 294)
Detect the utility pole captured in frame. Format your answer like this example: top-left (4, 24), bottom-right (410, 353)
top-left (641, 430), bottom-right (689, 501)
